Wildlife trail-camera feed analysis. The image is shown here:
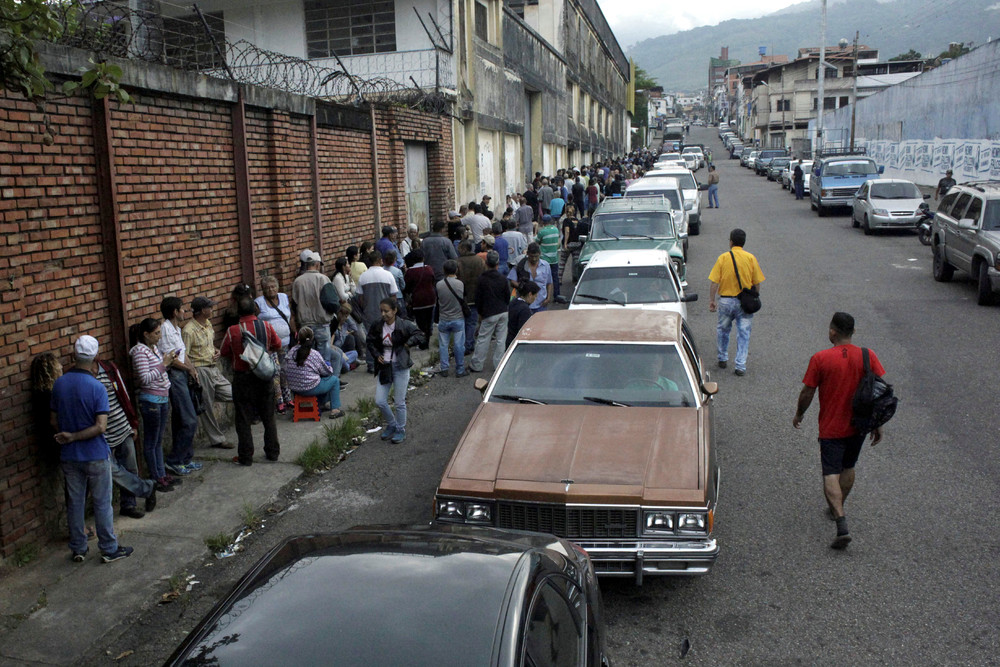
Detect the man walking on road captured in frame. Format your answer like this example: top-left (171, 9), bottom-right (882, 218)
top-left (792, 312), bottom-right (885, 550)
top-left (793, 159), bottom-right (805, 200)
top-left (706, 165), bottom-right (720, 208)
top-left (708, 228), bottom-right (764, 376)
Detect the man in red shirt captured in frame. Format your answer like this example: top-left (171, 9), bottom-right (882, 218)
top-left (220, 296), bottom-right (282, 465)
top-left (793, 312), bottom-right (885, 550)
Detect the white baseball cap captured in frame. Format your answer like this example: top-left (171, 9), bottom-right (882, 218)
top-left (74, 335), bottom-right (99, 361)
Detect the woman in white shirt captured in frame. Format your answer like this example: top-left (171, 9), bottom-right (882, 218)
top-left (255, 275), bottom-right (294, 413)
top-left (332, 257), bottom-right (356, 303)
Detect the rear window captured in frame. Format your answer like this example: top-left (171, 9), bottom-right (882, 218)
top-left (624, 187), bottom-right (682, 209)
top-left (760, 150), bottom-right (786, 159)
top-left (591, 212), bottom-right (676, 240)
top-left (823, 160), bottom-right (878, 176)
top-left (573, 264), bottom-right (680, 306)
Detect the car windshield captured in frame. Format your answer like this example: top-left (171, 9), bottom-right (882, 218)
top-left (574, 265), bottom-right (680, 306)
top-left (623, 189), bottom-right (682, 209)
top-left (591, 212), bottom-right (677, 240)
top-left (825, 160), bottom-right (878, 176)
top-left (983, 201), bottom-right (1000, 231)
top-left (489, 343), bottom-right (695, 407)
top-left (870, 182), bottom-right (921, 199)
top-left (771, 158), bottom-right (790, 168)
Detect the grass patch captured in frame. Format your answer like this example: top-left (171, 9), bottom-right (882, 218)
top-left (427, 347), bottom-right (440, 366)
top-left (352, 396), bottom-right (380, 422)
top-left (12, 543), bottom-right (39, 568)
top-left (295, 415), bottom-right (366, 474)
top-left (204, 532), bottom-right (232, 555)
top-left (240, 501), bottom-right (262, 529)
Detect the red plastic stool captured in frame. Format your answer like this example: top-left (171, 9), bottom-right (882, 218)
top-left (292, 394), bottom-right (321, 422)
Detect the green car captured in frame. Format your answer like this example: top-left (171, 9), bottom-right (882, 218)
top-left (576, 198), bottom-right (687, 285)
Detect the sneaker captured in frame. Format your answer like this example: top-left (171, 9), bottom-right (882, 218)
top-left (831, 533), bottom-right (852, 550)
top-left (717, 360), bottom-right (727, 369)
top-left (438, 370), bottom-right (450, 377)
top-left (456, 369), bottom-right (470, 378)
top-left (145, 488), bottom-right (158, 512)
top-left (101, 546), bottom-right (134, 563)
top-left (734, 369), bottom-right (746, 377)
top-left (71, 550), bottom-right (88, 563)
top-left (120, 506), bottom-right (145, 519)
top-left (391, 428), bottom-right (406, 444)
top-left (184, 461), bottom-right (203, 471)
top-left (154, 479), bottom-right (175, 493)
top-left (339, 379), bottom-right (349, 388)
top-left (165, 463), bottom-right (190, 476)
top-left (380, 424), bottom-right (396, 441)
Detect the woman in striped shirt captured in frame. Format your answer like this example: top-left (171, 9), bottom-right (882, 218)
top-left (284, 327), bottom-right (344, 419)
top-left (129, 318), bottom-right (178, 492)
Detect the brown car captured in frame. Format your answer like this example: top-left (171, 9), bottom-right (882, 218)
top-left (434, 310), bottom-right (720, 584)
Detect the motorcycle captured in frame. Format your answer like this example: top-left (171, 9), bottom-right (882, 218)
top-left (917, 206), bottom-right (934, 246)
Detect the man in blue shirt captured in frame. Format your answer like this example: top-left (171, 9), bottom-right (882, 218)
top-left (51, 336), bottom-right (133, 563)
top-left (375, 225), bottom-right (404, 268)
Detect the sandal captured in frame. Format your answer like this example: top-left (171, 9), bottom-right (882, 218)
top-left (329, 409), bottom-right (345, 420)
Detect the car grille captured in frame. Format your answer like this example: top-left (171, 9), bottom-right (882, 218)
top-left (832, 187), bottom-right (860, 197)
top-left (890, 210), bottom-right (917, 217)
top-left (497, 502), bottom-right (639, 539)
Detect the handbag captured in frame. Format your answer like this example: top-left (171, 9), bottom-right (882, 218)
top-left (187, 376), bottom-right (206, 415)
top-left (729, 251), bottom-right (762, 314)
top-left (443, 277), bottom-right (471, 318)
top-left (239, 320), bottom-right (278, 380)
top-left (377, 362), bottom-right (394, 386)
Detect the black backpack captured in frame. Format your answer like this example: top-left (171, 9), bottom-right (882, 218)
top-left (851, 348), bottom-right (898, 434)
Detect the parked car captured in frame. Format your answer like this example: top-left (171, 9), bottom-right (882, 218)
top-left (741, 150), bottom-right (759, 168)
top-left (810, 148), bottom-right (884, 216)
top-left (753, 149), bottom-right (789, 176)
top-left (576, 196), bottom-right (687, 282)
top-left (569, 249), bottom-right (697, 319)
top-left (167, 524), bottom-right (612, 666)
top-left (434, 310), bottom-right (721, 583)
top-left (682, 147), bottom-right (706, 169)
top-left (766, 157), bottom-right (791, 181)
top-left (850, 179), bottom-right (929, 235)
top-left (781, 160), bottom-right (813, 191)
top-left (931, 180), bottom-right (1000, 305)
top-left (624, 176), bottom-right (691, 256)
top-left (681, 153), bottom-right (699, 172)
top-left (730, 143), bottom-right (746, 159)
top-left (642, 165), bottom-right (702, 235)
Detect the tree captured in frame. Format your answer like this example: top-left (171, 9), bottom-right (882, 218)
top-left (1, 0), bottom-right (130, 102)
top-left (938, 42), bottom-right (971, 60)
top-left (889, 49), bottom-right (922, 62)
top-left (633, 65), bottom-right (658, 130)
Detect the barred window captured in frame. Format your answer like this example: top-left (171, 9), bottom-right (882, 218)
top-left (163, 12), bottom-right (226, 70)
top-left (305, 0), bottom-right (396, 58)
top-left (475, 1), bottom-right (488, 41)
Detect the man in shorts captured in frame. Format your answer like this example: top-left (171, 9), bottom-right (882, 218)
top-left (792, 312), bottom-right (885, 550)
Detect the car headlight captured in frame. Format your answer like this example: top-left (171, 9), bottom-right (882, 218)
top-left (677, 513), bottom-right (707, 534)
top-left (643, 511), bottom-right (674, 535)
top-left (435, 499), bottom-right (492, 524)
top-left (873, 208), bottom-right (889, 216)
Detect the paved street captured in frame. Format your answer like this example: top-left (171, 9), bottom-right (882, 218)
top-left (82, 127), bottom-right (1000, 666)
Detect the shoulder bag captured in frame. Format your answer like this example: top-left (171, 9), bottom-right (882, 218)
top-left (729, 251), bottom-right (762, 314)
top-left (443, 277), bottom-right (471, 318)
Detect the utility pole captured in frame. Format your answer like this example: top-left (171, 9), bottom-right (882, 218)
top-left (849, 30), bottom-right (859, 151)
top-left (816, 0), bottom-right (827, 155)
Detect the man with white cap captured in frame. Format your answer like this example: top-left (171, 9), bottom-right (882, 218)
top-left (50, 335), bottom-right (133, 563)
top-left (291, 251), bottom-right (339, 366)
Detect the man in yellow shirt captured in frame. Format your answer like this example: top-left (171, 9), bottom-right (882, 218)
top-left (708, 229), bottom-right (765, 376)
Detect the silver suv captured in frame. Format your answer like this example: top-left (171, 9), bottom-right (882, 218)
top-left (931, 181), bottom-right (1000, 305)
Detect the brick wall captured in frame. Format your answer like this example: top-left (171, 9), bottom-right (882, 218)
top-left (0, 83), bottom-right (454, 558)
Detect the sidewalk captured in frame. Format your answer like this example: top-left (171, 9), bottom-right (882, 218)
top-left (0, 347), bottom-right (435, 666)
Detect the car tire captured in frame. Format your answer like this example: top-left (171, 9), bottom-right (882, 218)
top-left (690, 221), bottom-right (701, 236)
top-left (817, 203), bottom-right (827, 217)
top-left (851, 210), bottom-right (860, 228)
top-left (932, 244), bottom-right (954, 282)
top-left (863, 215), bottom-right (873, 235)
top-left (976, 261), bottom-right (994, 305)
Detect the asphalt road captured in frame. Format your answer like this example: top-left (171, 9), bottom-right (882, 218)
top-left (91, 127), bottom-right (1000, 665)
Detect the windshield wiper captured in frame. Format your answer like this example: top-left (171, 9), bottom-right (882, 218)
top-left (575, 293), bottom-right (625, 306)
top-left (492, 394), bottom-right (547, 405)
top-left (619, 233), bottom-right (655, 240)
top-left (599, 230), bottom-right (619, 240)
top-left (584, 396), bottom-right (631, 407)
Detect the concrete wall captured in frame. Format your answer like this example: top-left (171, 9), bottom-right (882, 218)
top-left (816, 41), bottom-right (1000, 186)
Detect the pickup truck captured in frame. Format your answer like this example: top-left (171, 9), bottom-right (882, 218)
top-left (931, 181), bottom-right (1000, 305)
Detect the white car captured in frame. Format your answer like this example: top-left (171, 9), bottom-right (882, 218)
top-left (569, 249), bottom-right (697, 320)
top-left (851, 178), bottom-right (929, 235)
top-left (680, 153), bottom-right (699, 172)
top-left (682, 147), bottom-right (705, 169)
top-left (783, 160), bottom-right (813, 192)
top-left (643, 166), bottom-right (702, 236)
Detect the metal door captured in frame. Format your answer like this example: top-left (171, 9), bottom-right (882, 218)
top-left (404, 142), bottom-right (429, 233)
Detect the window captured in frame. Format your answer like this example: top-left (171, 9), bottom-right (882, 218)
top-left (304, 0), bottom-right (396, 58)
top-left (163, 11), bottom-right (226, 69)
top-left (949, 193), bottom-right (972, 220)
top-left (963, 196), bottom-right (983, 225)
top-left (839, 96), bottom-right (849, 108)
top-left (523, 580), bottom-right (583, 667)
top-left (474, 1), bottom-right (488, 41)
top-left (567, 80), bottom-right (575, 120)
top-left (816, 66), bottom-right (838, 79)
top-left (776, 99), bottom-right (791, 112)
top-left (938, 191), bottom-right (959, 215)
top-left (824, 97), bottom-right (835, 110)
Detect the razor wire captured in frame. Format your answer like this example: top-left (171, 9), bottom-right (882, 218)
top-left (48, 1), bottom-right (451, 113)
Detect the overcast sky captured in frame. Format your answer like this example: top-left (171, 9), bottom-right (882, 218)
top-left (595, 0), bottom-right (806, 48)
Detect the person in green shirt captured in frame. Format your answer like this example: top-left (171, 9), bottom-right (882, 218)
top-left (535, 214), bottom-right (561, 299)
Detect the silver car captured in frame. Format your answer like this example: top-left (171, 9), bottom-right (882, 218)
top-left (569, 249), bottom-right (697, 320)
top-left (851, 179), bottom-right (929, 235)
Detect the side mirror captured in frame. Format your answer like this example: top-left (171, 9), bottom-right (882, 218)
top-left (923, 194), bottom-right (931, 199)
top-left (701, 381), bottom-right (719, 396)
top-left (878, 166), bottom-right (885, 174)
top-left (681, 293), bottom-right (698, 302)
top-left (958, 218), bottom-right (976, 229)
top-left (474, 378), bottom-right (489, 393)
top-left (578, 235), bottom-right (588, 243)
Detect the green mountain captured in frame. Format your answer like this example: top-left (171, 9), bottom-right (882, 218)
top-left (630, 0), bottom-right (999, 92)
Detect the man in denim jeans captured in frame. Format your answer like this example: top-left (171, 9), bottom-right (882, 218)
top-left (51, 335), bottom-right (133, 563)
top-left (435, 259), bottom-right (468, 377)
top-left (708, 229), bottom-right (765, 376)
